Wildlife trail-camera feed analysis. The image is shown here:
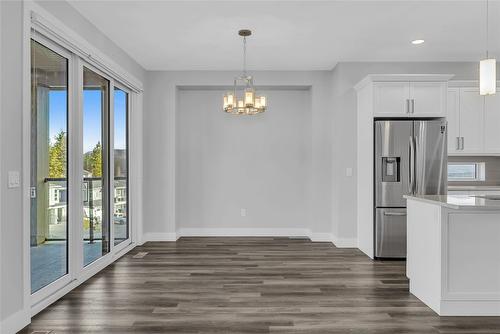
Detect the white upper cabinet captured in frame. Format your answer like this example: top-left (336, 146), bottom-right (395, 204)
top-left (447, 88), bottom-right (460, 153)
top-left (459, 88), bottom-right (484, 154)
top-left (409, 82), bottom-right (447, 117)
top-left (446, 86), bottom-right (500, 155)
top-left (484, 91), bottom-right (500, 153)
top-left (373, 82), bottom-right (410, 116)
top-left (372, 80), bottom-right (447, 117)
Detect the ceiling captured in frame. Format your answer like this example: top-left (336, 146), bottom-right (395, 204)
top-left (68, 0), bottom-right (500, 71)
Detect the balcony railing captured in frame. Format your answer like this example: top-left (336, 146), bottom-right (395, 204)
top-left (41, 177), bottom-right (127, 243)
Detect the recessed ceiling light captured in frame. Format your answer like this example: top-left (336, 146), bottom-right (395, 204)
top-left (411, 39), bottom-right (425, 45)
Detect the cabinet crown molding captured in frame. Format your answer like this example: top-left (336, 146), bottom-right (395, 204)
top-left (354, 74), bottom-right (455, 91)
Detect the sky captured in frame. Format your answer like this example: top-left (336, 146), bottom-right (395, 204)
top-left (49, 89), bottom-right (127, 152)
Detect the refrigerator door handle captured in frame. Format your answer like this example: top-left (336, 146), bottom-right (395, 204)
top-left (408, 136), bottom-right (415, 194)
top-left (412, 135), bottom-right (417, 194)
top-left (383, 212), bottom-right (407, 216)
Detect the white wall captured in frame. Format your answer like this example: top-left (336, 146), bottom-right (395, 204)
top-left (330, 62), bottom-right (479, 243)
top-left (176, 88), bottom-right (311, 235)
top-left (143, 71), bottom-right (333, 240)
top-left (0, 1), bottom-right (145, 331)
top-left (1, 1), bottom-right (27, 327)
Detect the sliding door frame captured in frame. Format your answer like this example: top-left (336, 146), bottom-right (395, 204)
top-left (79, 60), bottom-right (113, 272)
top-left (23, 1), bottom-right (143, 321)
top-left (29, 32), bottom-right (75, 306)
top-left (112, 81), bottom-right (132, 254)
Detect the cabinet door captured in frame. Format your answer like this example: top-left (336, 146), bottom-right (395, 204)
top-left (373, 82), bottom-right (410, 116)
top-left (459, 88), bottom-right (484, 154)
top-left (484, 91), bottom-right (500, 153)
top-left (409, 82), bottom-right (447, 117)
top-left (447, 88), bottom-right (460, 154)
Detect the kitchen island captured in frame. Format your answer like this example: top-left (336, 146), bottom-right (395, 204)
top-left (405, 194), bottom-right (500, 316)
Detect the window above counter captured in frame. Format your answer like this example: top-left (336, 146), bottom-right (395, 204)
top-left (448, 162), bottom-right (485, 182)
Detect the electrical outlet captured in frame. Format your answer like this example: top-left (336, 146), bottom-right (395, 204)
top-left (346, 167), bottom-right (353, 177)
top-left (240, 208), bottom-right (246, 217)
top-left (8, 171), bottom-right (20, 188)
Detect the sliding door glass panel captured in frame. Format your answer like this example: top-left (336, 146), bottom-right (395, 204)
top-left (113, 88), bottom-right (129, 245)
top-left (83, 67), bottom-right (110, 266)
top-left (30, 40), bottom-right (69, 293)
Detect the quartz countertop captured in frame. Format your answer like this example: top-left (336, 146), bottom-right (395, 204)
top-left (448, 185), bottom-right (500, 192)
top-left (404, 194), bottom-right (500, 210)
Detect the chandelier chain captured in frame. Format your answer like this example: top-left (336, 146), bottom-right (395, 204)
top-left (243, 36), bottom-right (247, 77)
top-left (486, 0), bottom-right (489, 58)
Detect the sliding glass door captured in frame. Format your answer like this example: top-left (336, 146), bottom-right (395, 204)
top-left (30, 39), bottom-right (70, 293)
top-left (82, 67), bottom-right (110, 266)
top-left (30, 35), bottom-right (133, 299)
top-left (113, 88), bottom-right (129, 246)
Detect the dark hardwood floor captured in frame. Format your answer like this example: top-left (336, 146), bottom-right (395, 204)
top-left (21, 237), bottom-right (500, 333)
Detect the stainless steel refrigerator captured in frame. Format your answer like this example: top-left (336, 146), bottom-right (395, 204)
top-left (374, 119), bottom-right (447, 258)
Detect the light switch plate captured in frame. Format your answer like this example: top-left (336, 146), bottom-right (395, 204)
top-left (240, 208), bottom-right (247, 217)
top-left (346, 167), bottom-right (353, 177)
top-left (8, 171), bottom-right (20, 188)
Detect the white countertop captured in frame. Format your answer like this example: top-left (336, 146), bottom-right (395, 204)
top-left (448, 185), bottom-right (500, 192)
top-left (404, 194), bottom-right (500, 210)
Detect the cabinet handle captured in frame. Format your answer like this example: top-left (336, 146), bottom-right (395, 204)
top-left (461, 137), bottom-right (465, 150)
top-left (456, 137), bottom-right (460, 150)
top-left (406, 99), bottom-right (410, 114)
top-left (411, 99), bottom-right (415, 114)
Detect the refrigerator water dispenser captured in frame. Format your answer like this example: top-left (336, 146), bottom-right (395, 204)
top-left (381, 157), bottom-right (400, 182)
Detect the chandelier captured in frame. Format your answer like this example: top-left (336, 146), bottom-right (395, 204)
top-left (223, 30), bottom-right (267, 115)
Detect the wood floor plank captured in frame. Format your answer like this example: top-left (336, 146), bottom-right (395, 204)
top-left (20, 237), bottom-right (500, 333)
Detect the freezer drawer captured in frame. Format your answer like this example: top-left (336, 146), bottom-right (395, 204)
top-left (375, 208), bottom-right (407, 258)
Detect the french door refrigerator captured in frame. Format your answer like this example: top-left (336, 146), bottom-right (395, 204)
top-left (374, 119), bottom-right (447, 258)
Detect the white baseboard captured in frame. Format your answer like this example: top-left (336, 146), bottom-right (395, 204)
top-left (176, 228), bottom-right (311, 238)
top-left (332, 235), bottom-right (358, 248)
top-left (440, 299), bottom-right (500, 316)
top-left (141, 232), bottom-right (178, 242)
top-left (309, 232), bottom-right (333, 242)
top-left (141, 229), bottom-right (360, 249)
top-left (1, 308), bottom-right (30, 334)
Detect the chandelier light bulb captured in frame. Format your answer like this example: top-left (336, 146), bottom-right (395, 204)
top-left (227, 93), bottom-right (234, 107)
top-left (254, 97), bottom-right (261, 109)
top-left (245, 90), bottom-right (255, 107)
